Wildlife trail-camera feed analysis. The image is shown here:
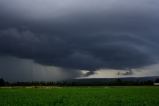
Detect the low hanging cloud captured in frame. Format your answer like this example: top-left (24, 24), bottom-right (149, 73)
top-left (0, 0), bottom-right (159, 80)
top-left (0, 56), bottom-right (81, 82)
top-left (0, 28), bottom-right (158, 71)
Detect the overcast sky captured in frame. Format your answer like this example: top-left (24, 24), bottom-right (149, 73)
top-left (0, 0), bottom-right (159, 81)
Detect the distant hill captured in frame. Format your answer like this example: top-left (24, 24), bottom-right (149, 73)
top-left (63, 76), bottom-right (159, 86)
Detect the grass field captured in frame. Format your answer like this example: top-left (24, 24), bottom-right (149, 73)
top-left (0, 86), bottom-right (159, 106)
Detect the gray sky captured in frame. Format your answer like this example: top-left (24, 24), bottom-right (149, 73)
top-left (0, 0), bottom-right (159, 81)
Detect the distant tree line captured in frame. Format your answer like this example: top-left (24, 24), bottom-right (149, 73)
top-left (0, 78), bottom-right (159, 87)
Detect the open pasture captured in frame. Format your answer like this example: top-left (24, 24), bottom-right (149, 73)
top-left (0, 86), bottom-right (159, 106)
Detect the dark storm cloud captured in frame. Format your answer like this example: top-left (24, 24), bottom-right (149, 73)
top-left (0, 0), bottom-right (159, 72)
top-left (0, 56), bottom-right (81, 82)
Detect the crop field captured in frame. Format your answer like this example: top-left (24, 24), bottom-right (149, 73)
top-left (0, 86), bottom-right (159, 106)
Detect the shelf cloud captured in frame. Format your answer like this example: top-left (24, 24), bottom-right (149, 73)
top-left (0, 0), bottom-right (159, 81)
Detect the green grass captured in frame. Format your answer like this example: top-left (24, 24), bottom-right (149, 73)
top-left (0, 86), bottom-right (159, 106)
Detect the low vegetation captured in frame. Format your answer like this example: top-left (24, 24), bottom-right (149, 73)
top-left (0, 86), bottom-right (159, 106)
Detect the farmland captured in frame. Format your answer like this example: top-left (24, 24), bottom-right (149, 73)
top-left (0, 86), bottom-right (159, 106)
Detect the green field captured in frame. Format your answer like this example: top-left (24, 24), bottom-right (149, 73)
top-left (0, 86), bottom-right (159, 106)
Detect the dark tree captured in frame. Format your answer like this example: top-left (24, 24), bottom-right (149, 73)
top-left (0, 78), bottom-right (5, 86)
top-left (155, 78), bottom-right (159, 83)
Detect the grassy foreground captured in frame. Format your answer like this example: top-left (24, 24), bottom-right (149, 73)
top-left (0, 86), bottom-right (159, 106)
